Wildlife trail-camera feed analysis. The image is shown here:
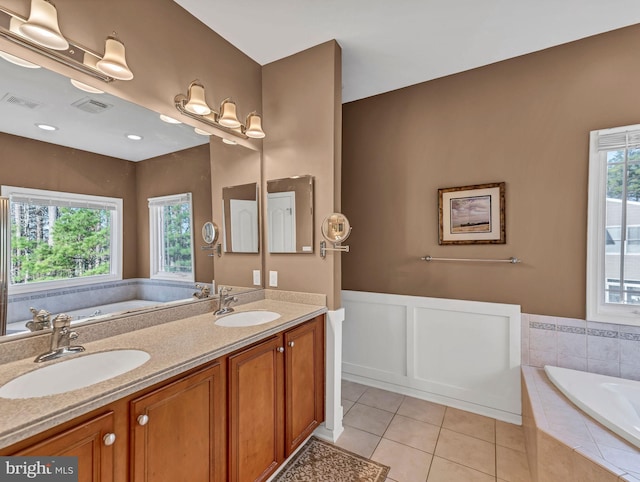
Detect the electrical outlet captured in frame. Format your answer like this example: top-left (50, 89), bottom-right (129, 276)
top-left (253, 270), bottom-right (261, 286)
top-left (269, 270), bottom-right (278, 287)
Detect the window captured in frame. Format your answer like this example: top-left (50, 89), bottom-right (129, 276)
top-left (587, 124), bottom-right (640, 325)
top-left (1, 186), bottom-right (122, 293)
top-left (148, 193), bottom-right (194, 281)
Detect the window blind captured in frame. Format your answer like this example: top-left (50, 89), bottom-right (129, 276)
top-left (148, 192), bottom-right (192, 207)
top-left (8, 193), bottom-right (117, 211)
top-left (596, 130), bottom-right (640, 152)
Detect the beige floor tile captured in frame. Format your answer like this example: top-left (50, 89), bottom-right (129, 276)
top-left (343, 402), bottom-right (394, 436)
top-left (397, 396), bottom-right (446, 426)
top-left (342, 398), bottom-right (355, 415)
top-left (496, 420), bottom-right (526, 453)
top-left (427, 456), bottom-right (495, 482)
top-left (342, 380), bottom-right (368, 402)
top-left (383, 414), bottom-right (441, 454)
top-left (358, 387), bottom-right (405, 413)
top-left (496, 445), bottom-right (531, 482)
top-left (435, 428), bottom-right (496, 476)
top-left (442, 407), bottom-right (496, 443)
top-left (372, 438), bottom-right (432, 482)
top-left (335, 425), bottom-right (382, 459)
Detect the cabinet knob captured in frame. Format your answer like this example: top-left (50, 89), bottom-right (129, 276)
top-left (277, 347), bottom-right (284, 353)
top-left (137, 414), bottom-right (149, 426)
top-left (103, 433), bottom-right (116, 446)
top-left (288, 341), bottom-right (295, 348)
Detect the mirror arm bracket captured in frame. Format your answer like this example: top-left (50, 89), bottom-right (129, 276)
top-left (320, 241), bottom-right (350, 259)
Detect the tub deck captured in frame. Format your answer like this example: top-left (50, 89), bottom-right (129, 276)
top-left (522, 366), bottom-right (640, 481)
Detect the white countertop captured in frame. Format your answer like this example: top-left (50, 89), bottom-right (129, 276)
top-left (0, 298), bottom-right (326, 449)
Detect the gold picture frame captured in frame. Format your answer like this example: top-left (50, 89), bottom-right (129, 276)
top-left (438, 182), bottom-right (506, 245)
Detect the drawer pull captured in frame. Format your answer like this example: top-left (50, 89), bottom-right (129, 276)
top-left (288, 341), bottom-right (295, 348)
top-left (137, 414), bottom-right (149, 426)
top-left (103, 433), bottom-right (116, 446)
top-left (277, 347), bottom-right (284, 353)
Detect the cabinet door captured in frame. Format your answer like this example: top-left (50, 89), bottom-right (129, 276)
top-left (131, 363), bottom-right (225, 482)
top-left (228, 335), bottom-right (284, 482)
top-left (284, 316), bottom-right (325, 455)
top-left (15, 411), bottom-right (115, 482)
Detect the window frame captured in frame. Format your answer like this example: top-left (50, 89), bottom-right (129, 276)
top-left (1, 185), bottom-right (123, 295)
top-left (148, 192), bottom-right (195, 282)
top-left (587, 124), bottom-right (640, 326)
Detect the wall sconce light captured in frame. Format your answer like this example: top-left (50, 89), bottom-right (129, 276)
top-left (0, 3), bottom-right (134, 83)
top-left (320, 213), bottom-right (352, 259)
top-left (175, 80), bottom-right (266, 140)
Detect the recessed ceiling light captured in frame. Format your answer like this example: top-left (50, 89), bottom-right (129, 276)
top-left (126, 134), bottom-right (143, 141)
top-left (194, 127), bottom-right (211, 136)
top-left (159, 114), bottom-right (181, 124)
top-left (222, 138), bottom-right (237, 145)
top-left (36, 123), bottom-right (57, 131)
top-left (0, 51), bottom-right (41, 69)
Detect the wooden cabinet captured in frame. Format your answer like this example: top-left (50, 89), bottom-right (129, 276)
top-left (284, 316), bottom-right (325, 456)
top-left (14, 411), bottom-right (117, 482)
top-left (130, 362), bottom-right (225, 482)
top-left (228, 315), bottom-right (325, 482)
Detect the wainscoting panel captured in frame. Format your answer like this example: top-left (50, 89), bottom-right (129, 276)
top-left (342, 290), bottom-right (522, 423)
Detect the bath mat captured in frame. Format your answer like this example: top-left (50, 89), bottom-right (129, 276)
top-left (273, 436), bottom-right (389, 482)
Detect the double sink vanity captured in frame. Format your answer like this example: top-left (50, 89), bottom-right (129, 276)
top-left (0, 290), bottom-right (327, 482)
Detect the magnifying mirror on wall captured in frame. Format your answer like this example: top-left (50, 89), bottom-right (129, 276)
top-left (202, 221), bottom-right (219, 245)
top-left (320, 213), bottom-right (352, 259)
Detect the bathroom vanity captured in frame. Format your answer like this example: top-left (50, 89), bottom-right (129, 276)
top-left (0, 295), bottom-right (326, 482)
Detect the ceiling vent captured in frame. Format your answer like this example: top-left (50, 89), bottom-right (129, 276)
top-left (1, 93), bottom-right (41, 110)
top-left (71, 97), bottom-right (114, 114)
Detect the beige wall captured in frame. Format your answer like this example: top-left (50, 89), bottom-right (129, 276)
top-left (342, 24), bottom-right (640, 319)
top-left (262, 41), bottom-right (342, 309)
top-left (136, 144), bottom-right (213, 283)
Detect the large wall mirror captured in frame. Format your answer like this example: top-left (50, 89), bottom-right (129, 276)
top-left (266, 175), bottom-right (314, 253)
top-left (0, 54), bottom-right (261, 339)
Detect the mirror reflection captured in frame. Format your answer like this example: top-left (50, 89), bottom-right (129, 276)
top-left (222, 183), bottom-right (259, 253)
top-left (266, 175), bottom-right (314, 253)
top-left (0, 55), bottom-right (260, 339)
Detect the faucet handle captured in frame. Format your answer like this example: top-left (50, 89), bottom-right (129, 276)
top-left (52, 313), bottom-right (72, 328)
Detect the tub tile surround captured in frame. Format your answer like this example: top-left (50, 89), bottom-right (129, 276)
top-left (522, 366), bottom-right (640, 481)
top-left (522, 313), bottom-right (640, 380)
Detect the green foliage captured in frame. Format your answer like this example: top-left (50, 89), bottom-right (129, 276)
top-left (160, 203), bottom-right (192, 273)
top-left (607, 149), bottom-right (640, 201)
top-left (10, 204), bottom-right (111, 285)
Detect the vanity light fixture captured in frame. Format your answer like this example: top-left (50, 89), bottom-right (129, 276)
top-left (19, 0), bottom-right (68, 50)
top-left (0, 4), bottom-right (134, 83)
top-left (174, 80), bottom-right (266, 140)
top-left (70, 79), bottom-right (104, 94)
top-left (194, 127), bottom-right (212, 136)
top-left (222, 138), bottom-right (237, 145)
top-left (159, 114), bottom-right (181, 124)
top-left (0, 50), bottom-right (39, 67)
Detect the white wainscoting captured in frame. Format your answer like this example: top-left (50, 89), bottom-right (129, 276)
top-left (342, 290), bottom-right (522, 424)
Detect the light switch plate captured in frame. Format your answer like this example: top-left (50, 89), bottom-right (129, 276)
top-left (269, 271), bottom-right (278, 287)
top-left (253, 270), bottom-right (261, 286)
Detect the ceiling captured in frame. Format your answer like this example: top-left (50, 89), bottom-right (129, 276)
top-left (174, 0), bottom-right (640, 103)
top-left (0, 57), bottom-right (207, 162)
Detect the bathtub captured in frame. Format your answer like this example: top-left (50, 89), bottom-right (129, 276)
top-left (544, 365), bottom-right (640, 449)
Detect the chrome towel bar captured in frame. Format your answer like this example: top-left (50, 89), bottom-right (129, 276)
top-left (420, 256), bottom-right (521, 264)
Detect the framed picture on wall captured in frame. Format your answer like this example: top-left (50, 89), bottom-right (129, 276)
top-left (438, 182), bottom-right (506, 245)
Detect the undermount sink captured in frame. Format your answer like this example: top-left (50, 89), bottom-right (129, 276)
top-left (214, 310), bottom-right (281, 327)
top-left (0, 349), bottom-right (150, 399)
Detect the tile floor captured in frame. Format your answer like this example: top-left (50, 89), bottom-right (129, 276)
top-left (336, 380), bottom-right (531, 482)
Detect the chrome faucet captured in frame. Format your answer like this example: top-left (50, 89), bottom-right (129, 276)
top-left (34, 314), bottom-right (86, 363)
top-left (214, 286), bottom-right (238, 316)
top-left (26, 307), bottom-right (52, 332)
top-left (193, 283), bottom-right (211, 299)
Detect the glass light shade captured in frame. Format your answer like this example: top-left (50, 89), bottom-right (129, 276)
top-left (159, 114), bottom-right (181, 124)
top-left (194, 127), bottom-right (212, 136)
top-left (244, 113), bottom-right (266, 139)
top-left (0, 51), bottom-right (40, 68)
top-left (18, 0), bottom-right (69, 50)
top-left (184, 82), bottom-right (211, 115)
top-left (70, 79), bottom-right (103, 94)
top-left (218, 99), bottom-right (241, 128)
top-left (96, 37), bottom-right (133, 81)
